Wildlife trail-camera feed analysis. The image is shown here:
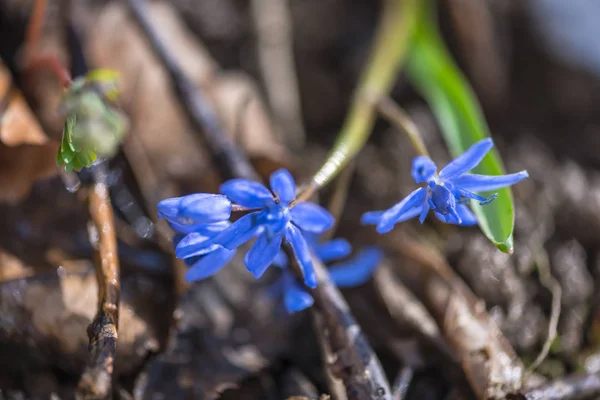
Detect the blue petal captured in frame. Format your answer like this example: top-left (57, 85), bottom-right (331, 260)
top-left (418, 203), bottom-right (429, 223)
top-left (285, 224), bottom-right (317, 288)
top-left (290, 203), bottom-right (334, 234)
top-left (167, 220), bottom-right (230, 235)
top-left (157, 197), bottom-right (181, 219)
top-left (220, 179), bottom-right (273, 208)
top-left (282, 275), bottom-right (314, 313)
top-left (439, 138), bottom-right (493, 179)
top-left (272, 251), bottom-right (289, 268)
top-left (434, 205), bottom-right (478, 226)
top-left (377, 188), bottom-right (427, 233)
top-left (411, 156), bottom-right (437, 183)
top-left (329, 247), bottom-right (383, 288)
top-left (175, 232), bottom-right (221, 258)
top-left (450, 185), bottom-right (497, 205)
top-left (184, 247), bottom-right (236, 281)
top-left (429, 183), bottom-right (458, 214)
top-left (270, 169), bottom-right (296, 205)
top-left (173, 233), bottom-right (185, 248)
top-left (315, 238), bottom-right (352, 263)
top-left (448, 171), bottom-right (529, 192)
top-left (455, 204), bottom-right (478, 225)
top-left (361, 211), bottom-right (384, 225)
top-left (212, 211), bottom-right (264, 249)
top-left (158, 194), bottom-right (232, 224)
top-left (244, 231), bottom-right (284, 279)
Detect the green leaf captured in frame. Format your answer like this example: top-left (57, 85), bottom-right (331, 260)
top-left (406, 1), bottom-right (516, 253)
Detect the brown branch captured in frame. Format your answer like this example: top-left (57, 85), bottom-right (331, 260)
top-left (77, 170), bottom-right (120, 400)
top-left (507, 371), bottom-right (600, 400)
top-left (126, 0), bottom-right (259, 182)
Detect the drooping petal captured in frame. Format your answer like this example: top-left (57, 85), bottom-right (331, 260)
top-left (439, 138), bottom-right (493, 179)
top-left (285, 224), bottom-right (317, 288)
top-left (282, 274), bottom-right (314, 313)
top-left (448, 171), bottom-right (529, 192)
top-left (315, 238), bottom-right (352, 263)
top-left (245, 231), bottom-right (284, 279)
top-left (158, 193), bottom-right (232, 224)
top-left (220, 179), bottom-right (273, 208)
top-left (377, 188), bottom-right (427, 233)
top-left (290, 202), bottom-right (334, 234)
top-left (361, 211), bottom-right (384, 225)
top-left (411, 156), bottom-right (437, 183)
top-left (175, 232), bottom-right (221, 259)
top-left (212, 211), bottom-right (264, 250)
top-left (270, 169), bottom-right (296, 205)
top-left (455, 204), bottom-right (478, 226)
top-left (329, 247), bottom-right (383, 288)
top-left (184, 247), bottom-right (236, 281)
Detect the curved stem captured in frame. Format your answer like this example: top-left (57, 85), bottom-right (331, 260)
top-left (378, 96), bottom-right (430, 158)
top-left (309, 0), bottom-right (422, 190)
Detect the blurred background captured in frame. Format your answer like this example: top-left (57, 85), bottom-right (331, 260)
top-left (1, 0), bottom-right (600, 399)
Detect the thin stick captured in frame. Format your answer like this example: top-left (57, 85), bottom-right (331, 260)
top-left (283, 245), bottom-right (392, 400)
top-left (77, 167), bottom-right (120, 399)
top-left (510, 371), bottom-right (600, 400)
top-left (126, 0), bottom-right (259, 182)
top-left (377, 96), bottom-right (429, 158)
top-left (311, 310), bottom-right (348, 400)
top-left (251, 0), bottom-right (306, 149)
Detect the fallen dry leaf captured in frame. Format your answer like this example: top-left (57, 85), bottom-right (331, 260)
top-left (0, 61), bottom-right (58, 204)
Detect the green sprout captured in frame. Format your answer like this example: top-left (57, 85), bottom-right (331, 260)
top-left (56, 69), bottom-right (129, 172)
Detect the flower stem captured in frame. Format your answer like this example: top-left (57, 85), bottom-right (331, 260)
top-left (377, 96), bottom-right (430, 158)
top-left (309, 0), bottom-right (422, 189)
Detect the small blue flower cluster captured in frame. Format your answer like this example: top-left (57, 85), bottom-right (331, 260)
top-left (157, 139), bottom-right (528, 312)
top-left (362, 138), bottom-right (528, 232)
top-left (158, 169), bottom-right (381, 313)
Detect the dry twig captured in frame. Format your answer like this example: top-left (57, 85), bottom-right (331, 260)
top-left (126, 0), bottom-right (258, 181)
top-left (76, 167), bottom-right (120, 400)
top-left (507, 371), bottom-right (600, 400)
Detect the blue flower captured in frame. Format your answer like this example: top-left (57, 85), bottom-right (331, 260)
top-left (273, 235), bottom-right (383, 313)
top-left (158, 194), bottom-right (232, 233)
top-left (165, 221), bottom-right (235, 281)
top-left (173, 169), bottom-right (334, 288)
top-left (362, 138), bottom-right (528, 233)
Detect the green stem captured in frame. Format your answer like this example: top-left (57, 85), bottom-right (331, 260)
top-left (310, 0), bottom-right (422, 189)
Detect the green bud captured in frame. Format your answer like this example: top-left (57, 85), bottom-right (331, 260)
top-left (56, 69), bottom-right (129, 171)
